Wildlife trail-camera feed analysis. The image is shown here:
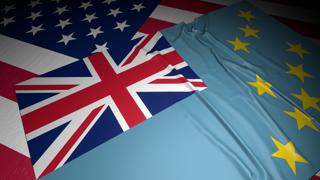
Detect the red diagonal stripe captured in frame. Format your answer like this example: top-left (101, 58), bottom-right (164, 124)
top-left (39, 105), bottom-right (104, 178)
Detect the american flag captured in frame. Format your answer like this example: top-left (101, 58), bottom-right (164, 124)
top-left (0, 0), bottom-right (319, 179)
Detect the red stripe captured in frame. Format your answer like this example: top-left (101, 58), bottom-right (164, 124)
top-left (15, 84), bottom-right (77, 91)
top-left (39, 105), bottom-right (104, 178)
top-left (151, 77), bottom-right (188, 84)
top-left (160, 0), bottom-right (224, 14)
top-left (190, 81), bottom-right (207, 87)
top-left (139, 18), bottom-right (176, 34)
top-left (159, 0), bottom-right (320, 40)
top-left (150, 78), bottom-right (207, 88)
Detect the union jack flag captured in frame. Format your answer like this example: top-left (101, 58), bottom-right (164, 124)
top-left (11, 0), bottom-right (206, 178)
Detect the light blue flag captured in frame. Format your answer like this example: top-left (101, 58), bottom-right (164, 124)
top-left (44, 2), bottom-right (320, 180)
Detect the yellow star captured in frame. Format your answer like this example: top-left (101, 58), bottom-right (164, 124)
top-left (239, 25), bottom-right (259, 38)
top-left (247, 75), bottom-right (276, 97)
top-left (292, 88), bottom-right (320, 111)
top-left (238, 10), bottom-right (256, 22)
top-left (287, 43), bottom-right (310, 58)
top-left (286, 63), bottom-right (312, 83)
top-left (271, 137), bottom-right (308, 175)
top-left (285, 108), bottom-right (319, 132)
top-left (228, 37), bottom-right (249, 53)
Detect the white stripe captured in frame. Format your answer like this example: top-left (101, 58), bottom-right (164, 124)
top-left (202, 0), bottom-right (320, 23)
top-left (150, 5), bottom-right (201, 24)
top-left (159, 74), bottom-right (185, 79)
top-left (16, 90), bottom-right (67, 94)
top-left (0, 97), bottom-right (30, 157)
top-left (56, 103), bottom-right (108, 169)
top-left (174, 62), bottom-right (188, 70)
top-left (17, 77), bottom-right (93, 85)
top-left (316, 171), bottom-right (320, 176)
top-left (188, 79), bottom-right (204, 82)
top-left (131, 32), bottom-right (145, 40)
top-left (136, 83), bottom-right (196, 92)
top-left (0, 35), bottom-right (77, 75)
